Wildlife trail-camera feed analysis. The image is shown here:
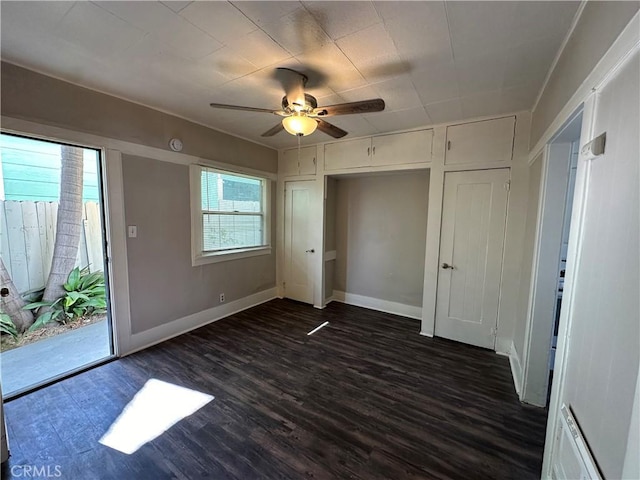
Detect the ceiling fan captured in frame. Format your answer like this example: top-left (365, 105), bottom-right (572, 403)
top-left (209, 67), bottom-right (385, 139)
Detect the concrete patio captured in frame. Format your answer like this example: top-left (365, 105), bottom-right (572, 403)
top-left (0, 319), bottom-right (112, 397)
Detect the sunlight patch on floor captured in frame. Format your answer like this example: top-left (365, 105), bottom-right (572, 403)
top-left (99, 378), bottom-right (214, 454)
top-left (307, 321), bottom-right (329, 335)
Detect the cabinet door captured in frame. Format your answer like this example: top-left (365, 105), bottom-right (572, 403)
top-left (371, 129), bottom-right (433, 166)
top-left (281, 146), bottom-right (317, 176)
top-left (324, 137), bottom-right (371, 171)
top-left (281, 148), bottom-right (301, 176)
top-left (445, 116), bottom-right (515, 165)
top-left (298, 146), bottom-right (317, 175)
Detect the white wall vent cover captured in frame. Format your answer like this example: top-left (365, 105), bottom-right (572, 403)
top-left (551, 404), bottom-right (602, 479)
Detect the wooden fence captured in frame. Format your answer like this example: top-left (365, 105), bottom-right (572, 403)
top-left (0, 201), bottom-right (104, 294)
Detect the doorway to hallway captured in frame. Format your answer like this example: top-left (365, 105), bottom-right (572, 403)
top-left (521, 111), bottom-right (583, 407)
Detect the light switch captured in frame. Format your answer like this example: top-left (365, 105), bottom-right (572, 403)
top-left (128, 225), bottom-right (137, 238)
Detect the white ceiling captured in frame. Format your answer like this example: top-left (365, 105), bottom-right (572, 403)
top-left (1, 1), bottom-right (580, 149)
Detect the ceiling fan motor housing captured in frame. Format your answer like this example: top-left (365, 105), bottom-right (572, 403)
top-left (282, 93), bottom-right (318, 113)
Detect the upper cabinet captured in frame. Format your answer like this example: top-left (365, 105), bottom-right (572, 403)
top-left (445, 116), bottom-right (515, 165)
top-left (281, 146), bottom-right (317, 177)
top-left (371, 130), bottom-right (433, 166)
top-left (324, 129), bottom-right (433, 171)
top-left (324, 137), bottom-right (371, 170)
top-left (282, 116), bottom-right (515, 177)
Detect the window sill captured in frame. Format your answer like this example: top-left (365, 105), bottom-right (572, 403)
top-left (192, 246), bottom-right (272, 266)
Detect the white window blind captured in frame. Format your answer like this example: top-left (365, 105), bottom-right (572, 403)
top-left (200, 167), bottom-right (266, 252)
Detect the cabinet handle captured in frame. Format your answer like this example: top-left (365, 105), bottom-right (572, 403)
top-left (313, 157), bottom-right (316, 165)
top-left (367, 147), bottom-right (370, 156)
top-left (447, 140), bottom-right (451, 151)
top-left (372, 146), bottom-right (376, 155)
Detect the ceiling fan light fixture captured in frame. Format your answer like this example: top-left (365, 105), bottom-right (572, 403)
top-left (282, 113), bottom-right (318, 136)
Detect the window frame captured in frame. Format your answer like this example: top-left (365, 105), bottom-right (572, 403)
top-left (190, 164), bottom-right (271, 266)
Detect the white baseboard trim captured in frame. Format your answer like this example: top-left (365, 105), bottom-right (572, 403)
top-left (495, 337), bottom-right (512, 356)
top-left (509, 341), bottom-right (524, 396)
top-left (332, 290), bottom-right (422, 320)
top-left (125, 287), bottom-right (278, 355)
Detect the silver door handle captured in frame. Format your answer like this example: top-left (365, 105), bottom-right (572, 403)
top-left (306, 249), bottom-right (315, 253)
top-left (442, 263), bottom-right (454, 269)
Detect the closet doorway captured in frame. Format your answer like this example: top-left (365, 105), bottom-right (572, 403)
top-left (323, 171), bottom-right (429, 319)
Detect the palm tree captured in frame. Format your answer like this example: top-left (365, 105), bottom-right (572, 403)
top-left (1, 145), bottom-right (84, 332)
top-left (0, 257), bottom-right (33, 332)
top-left (41, 145), bottom-right (84, 304)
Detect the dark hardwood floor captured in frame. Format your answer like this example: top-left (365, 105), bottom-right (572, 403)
top-left (2, 299), bottom-right (548, 479)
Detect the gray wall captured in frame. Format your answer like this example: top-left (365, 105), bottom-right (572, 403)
top-left (530, 2), bottom-right (639, 146)
top-left (324, 177), bottom-right (337, 300)
top-left (334, 172), bottom-right (429, 307)
top-left (0, 62), bottom-right (277, 173)
top-left (0, 63), bottom-right (279, 334)
top-left (325, 177), bottom-right (337, 253)
top-left (122, 155), bottom-right (275, 333)
top-left (513, 152), bottom-right (543, 361)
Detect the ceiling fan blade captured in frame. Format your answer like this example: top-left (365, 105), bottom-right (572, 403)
top-left (312, 98), bottom-right (385, 117)
top-left (261, 123), bottom-right (285, 137)
top-left (210, 103), bottom-right (277, 114)
top-left (316, 119), bottom-right (348, 138)
top-left (275, 67), bottom-right (307, 109)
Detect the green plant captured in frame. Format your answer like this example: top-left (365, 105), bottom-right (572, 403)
top-left (24, 267), bottom-right (107, 332)
top-left (0, 313), bottom-right (18, 339)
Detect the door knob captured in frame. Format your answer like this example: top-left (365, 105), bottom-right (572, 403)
top-left (441, 263), bottom-right (454, 269)
top-left (306, 249), bottom-right (315, 253)
top-left (1, 287), bottom-right (9, 297)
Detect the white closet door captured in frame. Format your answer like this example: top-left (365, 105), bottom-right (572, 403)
top-left (284, 181), bottom-right (314, 304)
top-left (435, 168), bottom-right (510, 349)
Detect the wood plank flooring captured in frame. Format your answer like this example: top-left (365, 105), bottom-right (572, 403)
top-left (2, 299), bottom-right (548, 479)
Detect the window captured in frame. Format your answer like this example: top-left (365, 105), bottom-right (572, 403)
top-left (191, 165), bottom-right (270, 265)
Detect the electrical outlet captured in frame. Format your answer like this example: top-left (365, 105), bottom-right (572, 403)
top-left (219, 293), bottom-right (225, 303)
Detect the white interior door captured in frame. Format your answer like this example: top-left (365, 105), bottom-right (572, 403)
top-left (284, 181), bottom-right (314, 304)
top-left (435, 169), bottom-right (510, 349)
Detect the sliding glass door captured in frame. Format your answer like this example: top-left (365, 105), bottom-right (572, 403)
top-left (0, 133), bottom-right (114, 398)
